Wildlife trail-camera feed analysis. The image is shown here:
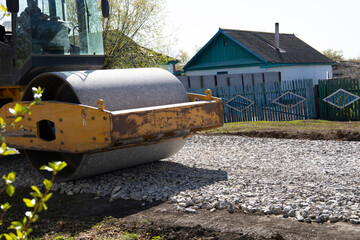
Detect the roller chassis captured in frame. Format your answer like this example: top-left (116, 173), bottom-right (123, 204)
top-left (1, 91), bottom-right (223, 154)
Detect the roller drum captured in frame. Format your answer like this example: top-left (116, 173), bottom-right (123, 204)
top-left (22, 68), bottom-right (188, 181)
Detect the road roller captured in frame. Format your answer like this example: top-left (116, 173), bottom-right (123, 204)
top-left (0, 0), bottom-right (223, 181)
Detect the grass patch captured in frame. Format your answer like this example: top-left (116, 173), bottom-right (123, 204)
top-left (203, 120), bottom-right (360, 141)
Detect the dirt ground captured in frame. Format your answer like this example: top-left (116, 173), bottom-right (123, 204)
top-left (1, 125), bottom-right (360, 239)
top-left (1, 188), bottom-right (360, 240)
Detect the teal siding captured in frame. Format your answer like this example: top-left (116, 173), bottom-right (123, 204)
top-left (186, 79), bottom-right (316, 122)
top-left (186, 34), bottom-right (263, 71)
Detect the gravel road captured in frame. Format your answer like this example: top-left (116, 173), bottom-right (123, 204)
top-left (1, 135), bottom-right (360, 225)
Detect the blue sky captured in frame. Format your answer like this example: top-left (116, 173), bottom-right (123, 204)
top-left (164, 0), bottom-right (360, 59)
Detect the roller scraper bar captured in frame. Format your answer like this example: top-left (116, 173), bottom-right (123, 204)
top-left (0, 92), bottom-right (223, 153)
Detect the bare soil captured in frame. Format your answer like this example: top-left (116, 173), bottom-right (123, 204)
top-left (1, 188), bottom-right (360, 240)
top-left (203, 120), bottom-right (360, 141)
top-left (1, 121), bottom-right (360, 239)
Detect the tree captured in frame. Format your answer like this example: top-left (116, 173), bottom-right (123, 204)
top-left (337, 60), bottom-right (360, 78)
top-left (322, 49), bottom-right (344, 61)
top-left (348, 57), bottom-right (360, 63)
top-left (101, 0), bottom-right (169, 69)
top-left (175, 49), bottom-right (190, 71)
top-left (111, 35), bottom-right (177, 69)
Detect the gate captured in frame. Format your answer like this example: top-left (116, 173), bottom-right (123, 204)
top-left (319, 78), bottom-right (360, 121)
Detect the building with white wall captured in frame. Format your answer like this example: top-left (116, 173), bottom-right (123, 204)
top-left (183, 24), bottom-right (333, 85)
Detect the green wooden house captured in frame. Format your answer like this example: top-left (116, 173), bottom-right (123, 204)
top-left (183, 25), bottom-right (333, 85)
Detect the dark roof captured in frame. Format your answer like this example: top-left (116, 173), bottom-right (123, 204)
top-left (221, 28), bottom-right (333, 64)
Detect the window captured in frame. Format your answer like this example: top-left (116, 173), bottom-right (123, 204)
top-left (16, 0), bottom-right (104, 67)
top-left (223, 38), bottom-right (228, 47)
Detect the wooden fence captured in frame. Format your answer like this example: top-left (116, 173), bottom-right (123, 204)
top-left (318, 78), bottom-right (360, 121)
top-left (178, 72), bottom-right (280, 89)
top-left (187, 79), bottom-right (316, 123)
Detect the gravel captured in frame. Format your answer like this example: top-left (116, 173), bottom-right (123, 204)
top-left (1, 135), bottom-right (360, 224)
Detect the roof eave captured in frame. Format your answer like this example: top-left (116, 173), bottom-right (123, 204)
top-left (185, 63), bottom-right (267, 71)
top-left (261, 62), bottom-right (335, 68)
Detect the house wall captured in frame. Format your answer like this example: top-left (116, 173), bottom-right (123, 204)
top-left (187, 34), bottom-right (263, 69)
top-left (185, 64), bottom-right (333, 85)
top-left (159, 64), bottom-right (175, 73)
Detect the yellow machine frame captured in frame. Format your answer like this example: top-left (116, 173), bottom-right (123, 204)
top-left (0, 90), bottom-right (223, 153)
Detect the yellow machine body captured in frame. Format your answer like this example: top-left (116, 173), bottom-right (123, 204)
top-left (0, 68), bottom-right (224, 181)
top-left (1, 93), bottom-right (223, 154)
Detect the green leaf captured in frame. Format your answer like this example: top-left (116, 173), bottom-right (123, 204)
top-left (31, 186), bottom-right (42, 197)
top-left (40, 165), bottom-right (53, 172)
top-left (9, 220), bottom-right (23, 229)
top-left (3, 149), bottom-right (15, 156)
top-left (1, 202), bottom-right (11, 211)
top-left (24, 107), bottom-right (31, 115)
top-left (43, 192), bottom-right (53, 202)
top-left (43, 179), bottom-right (52, 190)
top-left (30, 191), bottom-right (40, 198)
top-left (2, 172), bottom-right (15, 184)
top-left (57, 161), bottom-right (67, 172)
top-left (2, 233), bottom-right (16, 240)
top-left (22, 217), bottom-right (27, 226)
top-left (0, 117), bottom-right (4, 128)
top-left (46, 161), bottom-right (68, 173)
top-left (32, 87), bottom-right (44, 98)
top-left (26, 228), bottom-right (33, 235)
top-left (7, 172), bottom-right (15, 182)
top-left (0, 4), bottom-right (7, 12)
top-left (42, 202), bottom-right (48, 211)
top-left (6, 185), bottom-right (14, 197)
top-left (15, 230), bottom-right (23, 239)
top-left (13, 103), bottom-right (23, 115)
top-left (48, 162), bottom-right (55, 169)
top-left (13, 116), bottom-right (23, 123)
top-left (38, 204), bottom-right (43, 213)
top-left (9, 233), bottom-right (18, 240)
top-left (1, 142), bottom-right (7, 155)
top-left (23, 198), bottom-right (35, 208)
top-left (32, 214), bottom-right (39, 222)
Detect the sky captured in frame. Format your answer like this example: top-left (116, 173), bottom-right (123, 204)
top-left (164, 0), bottom-right (360, 60)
